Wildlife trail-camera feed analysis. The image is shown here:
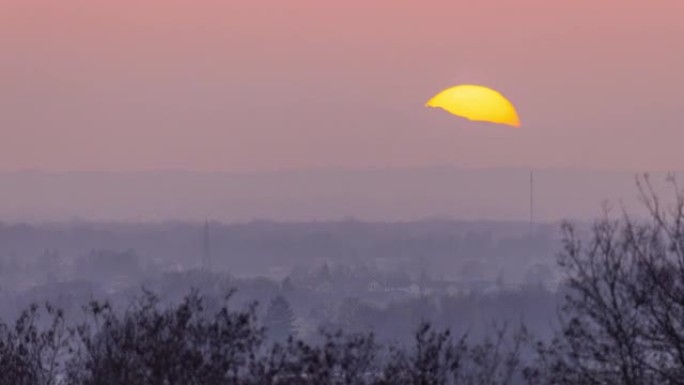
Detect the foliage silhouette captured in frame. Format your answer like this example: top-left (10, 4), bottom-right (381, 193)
top-left (0, 303), bottom-right (69, 385)
top-left (0, 290), bottom-right (529, 385)
top-left (525, 176), bottom-right (684, 385)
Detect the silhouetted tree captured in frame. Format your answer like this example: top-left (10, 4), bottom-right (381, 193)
top-left (526, 176), bottom-right (684, 385)
top-left (380, 322), bottom-right (526, 385)
top-left (250, 330), bottom-right (379, 385)
top-left (0, 303), bottom-right (69, 385)
top-left (380, 323), bottom-right (465, 385)
top-left (66, 289), bottom-right (262, 385)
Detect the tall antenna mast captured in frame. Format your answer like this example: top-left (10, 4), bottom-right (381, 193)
top-left (202, 219), bottom-right (211, 271)
top-left (529, 170), bottom-right (534, 231)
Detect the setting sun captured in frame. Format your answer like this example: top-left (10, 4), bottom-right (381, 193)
top-left (426, 85), bottom-right (521, 127)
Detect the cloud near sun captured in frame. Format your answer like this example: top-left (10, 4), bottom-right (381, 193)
top-left (426, 85), bottom-right (521, 127)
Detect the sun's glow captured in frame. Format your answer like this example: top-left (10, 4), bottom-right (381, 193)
top-left (426, 85), bottom-right (521, 127)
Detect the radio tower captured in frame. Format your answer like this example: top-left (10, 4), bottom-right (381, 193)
top-left (202, 220), bottom-right (211, 271)
top-left (529, 170), bottom-right (534, 232)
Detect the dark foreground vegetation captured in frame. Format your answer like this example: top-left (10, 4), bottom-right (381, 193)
top-left (0, 289), bottom-right (529, 385)
top-left (5, 177), bottom-right (684, 384)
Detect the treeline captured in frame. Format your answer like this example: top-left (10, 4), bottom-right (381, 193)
top-left (0, 290), bottom-right (531, 385)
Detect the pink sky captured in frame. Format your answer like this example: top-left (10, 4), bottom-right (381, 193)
top-left (1, 0), bottom-right (683, 172)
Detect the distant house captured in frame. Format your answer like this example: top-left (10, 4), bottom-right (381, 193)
top-left (367, 280), bottom-right (381, 292)
top-left (315, 281), bottom-right (333, 293)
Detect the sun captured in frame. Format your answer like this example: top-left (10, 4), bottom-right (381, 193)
top-left (425, 85), bottom-right (521, 127)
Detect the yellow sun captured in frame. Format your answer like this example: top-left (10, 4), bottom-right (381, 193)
top-left (425, 84), bottom-right (521, 127)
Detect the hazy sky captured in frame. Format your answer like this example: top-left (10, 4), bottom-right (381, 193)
top-left (2, 0), bottom-right (683, 172)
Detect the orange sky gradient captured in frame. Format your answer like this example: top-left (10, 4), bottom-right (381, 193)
top-left (1, 0), bottom-right (683, 172)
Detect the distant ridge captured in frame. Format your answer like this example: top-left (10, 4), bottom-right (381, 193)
top-left (0, 167), bottom-right (677, 223)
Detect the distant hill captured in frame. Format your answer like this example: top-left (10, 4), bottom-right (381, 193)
top-left (0, 167), bottom-right (676, 222)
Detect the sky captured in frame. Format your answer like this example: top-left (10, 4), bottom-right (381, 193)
top-left (2, 0), bottom-right (683, 173)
